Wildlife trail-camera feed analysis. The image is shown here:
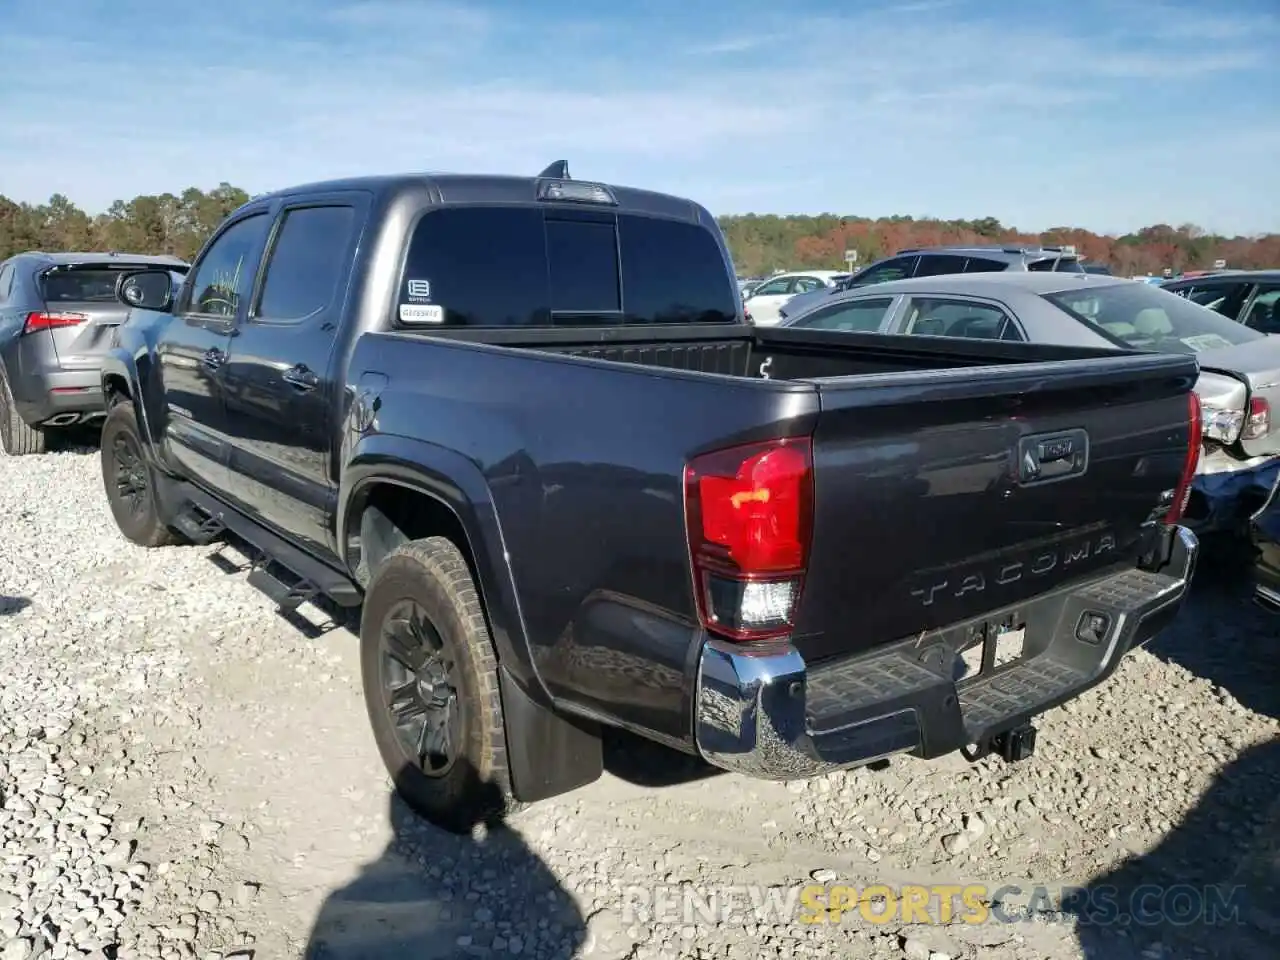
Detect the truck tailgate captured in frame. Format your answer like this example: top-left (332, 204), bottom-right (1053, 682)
top-left (792, 352), bottom-right (1198, 663)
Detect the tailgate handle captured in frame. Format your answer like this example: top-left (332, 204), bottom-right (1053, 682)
top-left (1018, 429), bottom-right (1089, 485)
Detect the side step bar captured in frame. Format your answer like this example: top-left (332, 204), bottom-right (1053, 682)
top-left (173, 481), bottom-right (362, 609)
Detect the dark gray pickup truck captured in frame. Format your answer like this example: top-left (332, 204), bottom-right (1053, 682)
top-left (98, 163), bottom-right (1202, 832)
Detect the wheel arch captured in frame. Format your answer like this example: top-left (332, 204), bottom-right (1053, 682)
top-left (338, 433), bottom-right (544, 701)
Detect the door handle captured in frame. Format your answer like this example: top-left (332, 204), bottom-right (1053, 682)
top-left (282, 364), bottom-right (319, 391)
top-left (201, 348), bottom-right (226, 370)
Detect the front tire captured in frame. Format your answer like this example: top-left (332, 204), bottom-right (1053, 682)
top-left (360, 537), bottom-right (518, 834)
top-left (0, 368), bottom-right (47, 456)
top-left (100, 401), bottom-right (179, 547)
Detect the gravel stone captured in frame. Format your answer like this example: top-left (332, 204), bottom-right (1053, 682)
top-left (1, 413), bottom-right (1277, 960)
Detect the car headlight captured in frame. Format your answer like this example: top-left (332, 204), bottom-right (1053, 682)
top-left (1201, 404), bottom-right (1245, 444)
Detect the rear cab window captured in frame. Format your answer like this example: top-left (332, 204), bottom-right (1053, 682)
top-left (1044, 282), bottom-right (1264, 354)
top-left (397, 206), bottom-right (739, 328)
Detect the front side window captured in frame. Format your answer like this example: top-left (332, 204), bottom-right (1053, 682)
top-left (790, 297), bottom-right (894, 332)
top-left (902, 298), bottom-right (1022, 341)
top-left (255, 205), bottom-right (357, 322)
top-left (1045, 282), bottom-right (1264, 354)
top-left (187, 214), bottom-right (270, 317)
top-left (1244, 286), bottom-right (1280, 333)
top-left (752, 277), bottom-right (794, 297)
top-left (851, 256), bottom-right (916, 287)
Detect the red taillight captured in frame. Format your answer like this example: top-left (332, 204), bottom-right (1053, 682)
top-left (1166, 391), bottom-right (1202, 524)
top-left (1243, 396), bottom-right (1271, 441)
top-left (24, 311), bottom-right (88, 334)
top-left (684, 437), bottom-right (814, 641)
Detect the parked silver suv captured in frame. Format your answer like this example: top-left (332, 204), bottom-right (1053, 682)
top-left (0, 251), bottom-right (189, 454)
top-left (779, 244), bottom-right (1084, 321)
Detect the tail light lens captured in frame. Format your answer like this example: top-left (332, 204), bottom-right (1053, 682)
top-left (24, 311), bottom-right (88, 334)
top-left (684, 437), bottom-right (814, 641)
top-left (1166, 391), bottom-right (1202, 524)
top-left (1243, 396), bottom-right (1271, 441)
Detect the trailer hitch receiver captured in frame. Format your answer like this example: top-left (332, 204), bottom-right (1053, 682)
top-left (961, 722), bottom-right (1038, 764)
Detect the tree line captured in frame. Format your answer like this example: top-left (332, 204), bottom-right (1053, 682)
top-left (2, 186), bottom-right (1276, 278)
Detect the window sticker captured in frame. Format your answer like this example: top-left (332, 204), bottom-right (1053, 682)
top-left (406, 279), bottom-right (432, 302)
top-left (400, 303), bottom-right (444, 324)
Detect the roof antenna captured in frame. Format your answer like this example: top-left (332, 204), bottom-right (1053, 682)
top-left (538, 160), bottom-right (570, 180)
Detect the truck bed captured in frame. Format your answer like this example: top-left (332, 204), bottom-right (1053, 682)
top-left (429, 322), bottom-right (1130, 381)
top-left (354, 322), bottom-right (1197, 740)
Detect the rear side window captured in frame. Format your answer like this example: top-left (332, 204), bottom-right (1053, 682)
top-left (41, 269), bottom-right (129, 303)
top-left (0, 263), bottom-right (13, 302)
top-left (912, 254), bottom-right (969, 278)
top-left (255, 205), bottom-right (357, 323)
top-left (398, 207), bottom-right (737, 327)
top-left (789, 297), bottom-right (893, 332)
top-left (963, 257), bottom-right (1006, 273)
top-left (1028, 256), bottom-right (1085, 273)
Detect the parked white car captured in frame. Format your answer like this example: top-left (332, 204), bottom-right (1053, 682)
top-left (742, 270), bottom-right (846, 326)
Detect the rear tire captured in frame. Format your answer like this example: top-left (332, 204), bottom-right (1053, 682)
top-left (0, 369), bottom-right (47, 456)
top-left (360, 537), bottom-right (520, 834)
top-left (100, 401), bottom-right (179, 547)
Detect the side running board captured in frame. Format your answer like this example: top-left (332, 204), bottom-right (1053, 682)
top-left (173, 481), bottom-right (363, 609)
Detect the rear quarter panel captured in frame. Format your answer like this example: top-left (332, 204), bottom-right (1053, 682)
top-left (342, 332), bottom-right (819, 743)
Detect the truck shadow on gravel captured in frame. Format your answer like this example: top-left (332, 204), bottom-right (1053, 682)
top-left (1071, 736), bottom-right (1280, 960)
top-left (1072, 535), bottom-right (1280, 960)
top-left (0, 596), bottom-right (30, 615)
top-left (1144, 531), bottom-right (1279, 723)
top-left (303, 766), bottom-right (586, 960)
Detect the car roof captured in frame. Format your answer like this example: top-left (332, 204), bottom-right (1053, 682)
top-left (1165, 269), bottom-right (1280, 282)
top-left (17, 251), bottom-right (189, 266)
top-left (837, 272), bottom-right (1124, 298)
top-left (896, 245), bottom-right (1077, 260)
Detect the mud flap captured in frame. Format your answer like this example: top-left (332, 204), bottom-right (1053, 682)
top-left (498, 666), bottom-right (603, 803)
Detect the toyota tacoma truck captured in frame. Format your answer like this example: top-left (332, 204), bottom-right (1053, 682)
top-left (98, 163), bottom-right (1202, 832)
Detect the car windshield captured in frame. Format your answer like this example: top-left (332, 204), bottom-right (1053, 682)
top-left (1044, 281), bottom-right (1264, 354)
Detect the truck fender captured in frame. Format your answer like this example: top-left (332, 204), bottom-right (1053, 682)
top-left (100, 346), bottom-right (164, 459)
top-left (339, 435), bottom-right (604, 802)
top-left (338, 432), bottom-right (548, 703)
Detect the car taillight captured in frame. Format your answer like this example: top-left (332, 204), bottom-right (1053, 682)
top-left (1166, 391), bottom-right (1202, 524)
top-left (1243, 396), bottom-right (1271, 441)
top-left (24, 311), bottom-right (88, 333)
top-left (684, 437), bottom-right (813, 641)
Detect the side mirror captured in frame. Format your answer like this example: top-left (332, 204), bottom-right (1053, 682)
top-left (115, 269), bottom-right (175, 312)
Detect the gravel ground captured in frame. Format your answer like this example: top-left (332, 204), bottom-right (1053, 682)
top-left (0, 442), bottom-right (1277, 960)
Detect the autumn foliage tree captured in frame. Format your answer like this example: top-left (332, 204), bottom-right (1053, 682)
top-left (1, 187), bottom-right (1276, 278)
top-left (718, 214), bottom-right (1279, 278)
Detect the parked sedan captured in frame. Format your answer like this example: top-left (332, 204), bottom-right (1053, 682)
top-left (779, 272), bottom-right (1280, 532)
top-left (1252, 470), bottom-right (1280, 612)
top-left (741, 269), bottom-right (847, 326)
top-left (1161, 269), bottom-right (1280, 334)
top-left (0, 251), bottom-right (189, 454)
